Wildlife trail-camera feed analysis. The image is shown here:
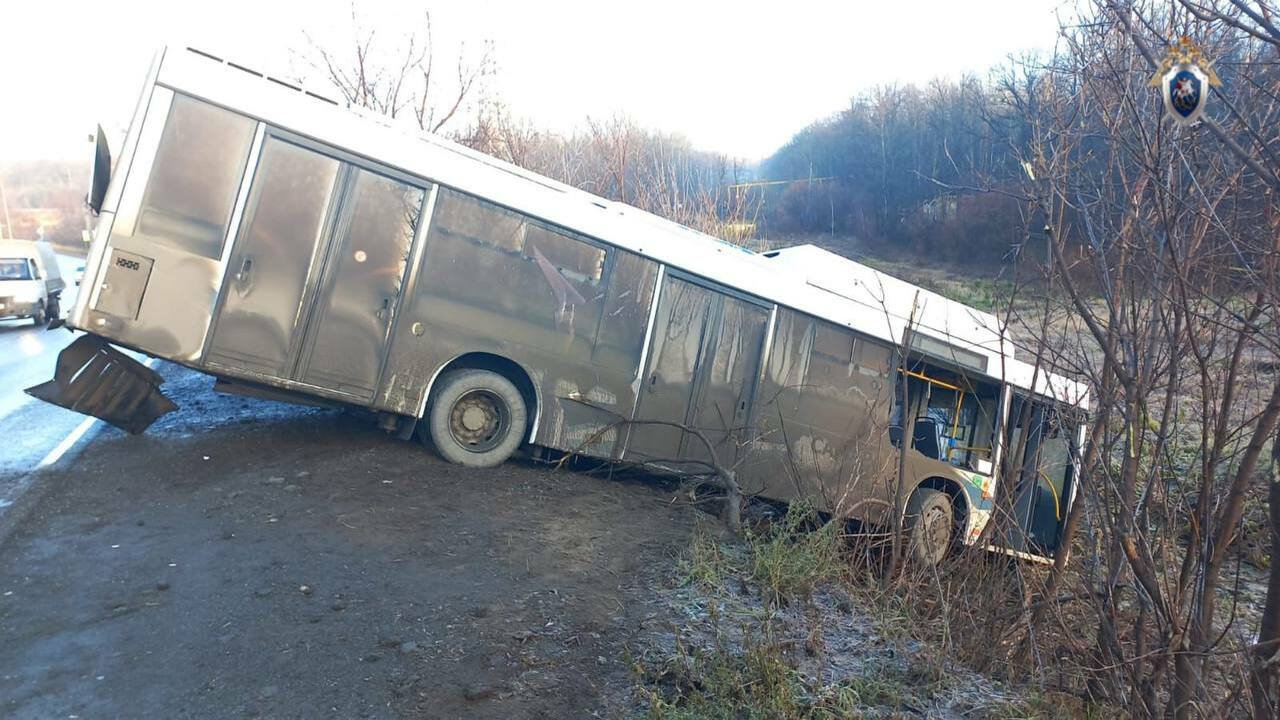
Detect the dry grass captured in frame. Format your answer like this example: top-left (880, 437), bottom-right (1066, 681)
top-left (681, 503), bottom-right (846, 603)
top-left (642, 506), bottom-right (1118, 719)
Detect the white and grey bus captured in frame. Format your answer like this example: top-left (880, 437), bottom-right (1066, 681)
top-left (33, 47), bottom-right (1089, 564)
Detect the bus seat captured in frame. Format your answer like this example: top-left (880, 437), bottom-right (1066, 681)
top-left (888, 424), bottom-right (903, 448)
top-left (912, 418), bottom-right (943, 461)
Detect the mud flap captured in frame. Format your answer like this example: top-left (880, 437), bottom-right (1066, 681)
top-left (25, 335), bottom-right (178, 434)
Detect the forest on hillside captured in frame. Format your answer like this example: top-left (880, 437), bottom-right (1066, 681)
top-left (755, 75), bottom-right (1032, 264)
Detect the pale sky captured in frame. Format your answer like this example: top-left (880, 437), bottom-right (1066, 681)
top-left (0, 0), bottom-right (1065, 164)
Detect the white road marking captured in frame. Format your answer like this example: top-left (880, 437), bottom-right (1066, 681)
top-left (37, 414), bottom-right (98, 468)
top-left (35, 357), bottom-right (158, 470)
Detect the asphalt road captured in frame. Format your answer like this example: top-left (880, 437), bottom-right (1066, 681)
top-left (0, 252), bottom-right (92, 486)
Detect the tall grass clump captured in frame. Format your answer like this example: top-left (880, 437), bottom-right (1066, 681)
top-left (744, 503), bottom-right (846, 603)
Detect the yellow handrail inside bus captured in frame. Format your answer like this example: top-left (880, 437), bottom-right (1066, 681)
top-left (1039, 471), bottom-right (1062, 520)
top-left (900, 368), bottom-right (960, 391)
top-left (898, 368), bottom-right (966, 447)
top-left (945, 445), bottom-right (993, 461)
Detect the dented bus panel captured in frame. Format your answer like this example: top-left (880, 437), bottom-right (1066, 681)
top-left (37, 47), bottom-right (1090, 564)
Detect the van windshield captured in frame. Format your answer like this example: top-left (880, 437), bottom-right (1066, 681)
top-left (0, 258), bottom-right (34, 280)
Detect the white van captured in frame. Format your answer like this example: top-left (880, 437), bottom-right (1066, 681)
top-left (0, 239), bottom-right (66, 325)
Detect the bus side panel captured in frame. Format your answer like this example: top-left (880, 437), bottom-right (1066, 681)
top-left (738, 308), bottom-right (897, 519)
top-left (377, 187), bottom-right (657, 456)
top-left (71, 50), bottom-right (164, 322)
top-left (74, 89), bottom-right (261, 363)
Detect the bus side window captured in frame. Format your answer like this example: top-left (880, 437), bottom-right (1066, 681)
top-left (592, 252), bottom-right (658, 374)
top-left (516, 223), bottom-right (606, 341)
top-left (417, 189), bottom-right (607, 361)
top-left (852, 338), bottom-right (893, 427)
top-left (131, 95), bottom-right (256, 259)
top-left (433, 190), bottom-right (525, 254)
top-left (523, 224), bottom-right (605, 289)
top-left (811, 322), bottom-right (854, 373)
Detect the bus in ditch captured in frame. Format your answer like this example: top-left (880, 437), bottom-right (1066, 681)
top-left (31, 47), bottom-right (1089, 565)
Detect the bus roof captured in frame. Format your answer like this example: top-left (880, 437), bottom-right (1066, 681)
top-left (154, 47), bottom-right (1089, 410)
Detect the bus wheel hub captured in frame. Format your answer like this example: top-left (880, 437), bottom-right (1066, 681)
top-left (449, 390), bottom-right (507, 451)
top-left (461, 406), bottom-right (487, 431)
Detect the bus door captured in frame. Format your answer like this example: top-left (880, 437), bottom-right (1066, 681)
top-left (1003, 394), bottom-right (1076, 556)
top-left (206, 134), bottom-right (428, 401)
top-left (685, 293), bottom-right (770, 465)
top-left (627, 274), bottom-right (768, 467)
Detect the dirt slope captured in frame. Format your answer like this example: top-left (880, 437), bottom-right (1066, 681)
top-left (0, 365), bottom-right (695, 719)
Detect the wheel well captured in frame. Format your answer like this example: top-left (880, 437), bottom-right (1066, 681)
top-left (430, 352), bottom-right (538, 440)
top-left (916, 476), bottom-right (970, 536)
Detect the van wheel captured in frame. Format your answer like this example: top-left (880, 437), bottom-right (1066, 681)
top-left (31, 302), bottom-right (46, 326)
top-left (423, 369), bottom-right (526, 468)
top-left (905, 487), bottom-right (954, 566)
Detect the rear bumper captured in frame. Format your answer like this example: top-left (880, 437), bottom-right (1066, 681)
top-left (25, 334), bottom-right (178, 434)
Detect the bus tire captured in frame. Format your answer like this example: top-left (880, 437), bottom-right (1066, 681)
top-left (905, 487), bottom-right (953, 566)
top-left (424, 369), bottom-right (526, 468)
top-left (31, 302), bottom-right (46, 326)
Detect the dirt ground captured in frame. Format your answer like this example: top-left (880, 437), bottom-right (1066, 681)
top-left (0, 364), bottom-right (699, 719)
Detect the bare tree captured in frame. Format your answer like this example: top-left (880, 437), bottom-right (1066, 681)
top-left (299, 11), bottom-right (757, 249)
top-left (299, 6), bottom-right (494, 138)
top-left (1100, 5), bottom-right (1280, 714)
top-left (977, 1), bottom-right (1280, 716)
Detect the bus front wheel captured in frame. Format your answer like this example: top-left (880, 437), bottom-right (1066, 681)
top-left (423, 369), bottom-right (526, 468)
top-left (905, 487), bottom-right (954, 566)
